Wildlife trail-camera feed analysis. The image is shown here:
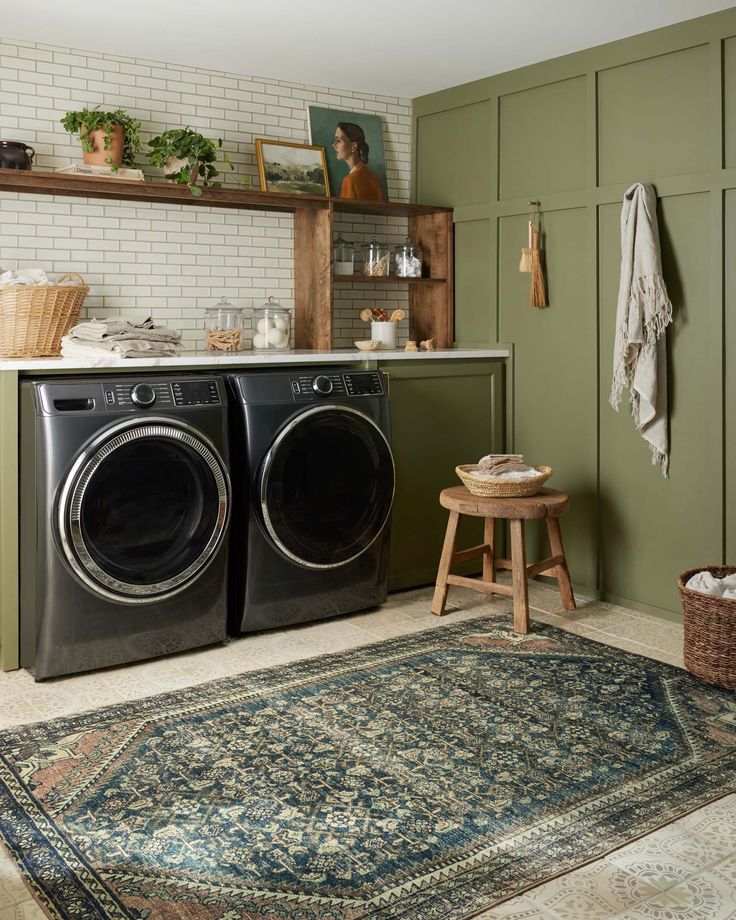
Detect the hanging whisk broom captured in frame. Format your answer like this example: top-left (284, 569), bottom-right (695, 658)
top-left (529, 209), bottom-right (548, 308)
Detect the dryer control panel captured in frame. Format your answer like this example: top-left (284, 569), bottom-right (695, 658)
top-left (291, 371), bottom-right (384, 401)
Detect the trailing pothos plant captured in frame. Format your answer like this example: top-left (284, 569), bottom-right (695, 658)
top-left (60, 106), bottom-right (141, 170)
top-left (147, 128), bottom-right (234, 197)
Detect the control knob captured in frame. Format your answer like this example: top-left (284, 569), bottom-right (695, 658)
top-left (312, 375), bottom-right (333, 396)
top-left (131, 383), bottom-right (156, 407)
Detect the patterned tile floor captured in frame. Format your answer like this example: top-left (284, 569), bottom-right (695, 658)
top-left (1, 581), bottom-right (734, 920)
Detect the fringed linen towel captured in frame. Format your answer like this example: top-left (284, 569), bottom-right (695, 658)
top-left (610, 182), bottom-right (673, 475)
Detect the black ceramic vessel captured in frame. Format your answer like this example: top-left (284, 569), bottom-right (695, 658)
top-left (0, 141), bottom-right (35, 170)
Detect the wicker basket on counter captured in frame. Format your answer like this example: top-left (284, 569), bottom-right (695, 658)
top-left (0, 272), bottom-right (89, 358)
top-left (678, 565), bottom-right (736, 689)
top-left (455, 464), bottom-right (553, 498)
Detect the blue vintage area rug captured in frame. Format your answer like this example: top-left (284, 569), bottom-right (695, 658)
top-left (1, 617), bottom-right (735, 920)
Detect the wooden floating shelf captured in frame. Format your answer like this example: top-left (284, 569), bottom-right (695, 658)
top-left (0, 169), bottom-right (452, 218)
top-left (333, 275), bottom-right (446, 283)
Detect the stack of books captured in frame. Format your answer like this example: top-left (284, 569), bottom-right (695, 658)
top-left (56, 163), bottom-right (145, 182)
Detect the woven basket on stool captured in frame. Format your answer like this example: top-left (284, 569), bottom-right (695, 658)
top-left (0, 272), bottom-right (89, 358)
top-left (455, 464), bottom-right (552, 498)
top-left (678, 565), bottom-right (736, 689)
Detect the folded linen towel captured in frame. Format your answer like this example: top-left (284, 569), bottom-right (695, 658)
top-left (685, 570), bottom-right (736, 598)
top-left (60, 336), bottom-right (182, 359)
top-left (68, 317), bottom-right (181, 344)
top-left (471, 469), bottom-right (543, 481)
top-left (478, 453), bottom-right (531, 474)
top-left (0, 268), bottom-right (51, 285)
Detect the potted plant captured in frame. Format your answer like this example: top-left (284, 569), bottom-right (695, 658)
top-left (147, 128), bottom-right (233, 197)
top-left (60, 106), bottom-right (141, 171)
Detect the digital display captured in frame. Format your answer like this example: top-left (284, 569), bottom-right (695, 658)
top-left (344, 373), bottom-right (383, 396)
top-left (172, 380), bottom-right (220, 405)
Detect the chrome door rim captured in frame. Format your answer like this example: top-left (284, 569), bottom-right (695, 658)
top-left (57, 416), bottom-right (230, 604)
top-left (259, 404), bottom-right (395, 570)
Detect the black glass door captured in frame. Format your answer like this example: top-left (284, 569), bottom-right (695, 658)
top-left (60, 422), bottom-right (229, 601)
top-left (261, 406), bottom-right (394, 568)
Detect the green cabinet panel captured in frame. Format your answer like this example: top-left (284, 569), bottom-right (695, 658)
top-left (599, 194), bottom-right (721, 613)
top-left (499, 77), bottom-right (587, 200)
top-left (726, 190), bottom-right (736, 559)
top-left (416, 101), bottom-right (493, 207)
top-left (598, 45), bottom-right (710, 186)
top-left (454, 219), bottom-right (494, 345)
top-left (498, 208), bottom-right (598, 591)
top-left (382, 360), bottom-right (504, 591)
top-left (724, 38), bottom-right (736, 168)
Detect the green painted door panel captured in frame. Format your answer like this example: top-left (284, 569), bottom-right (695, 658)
top-left (454, 219), bottom-right (494, 345)
top-left (598, 45), bottom-right (710, 186)
top-left (599, 194), bottom-right (721, 614)
top-left (498, 208), bottom-right (598, 591)
top-left (382, 361), bottom-right (504, 591)
top-left (416, 101), bottom-right (493, 206)
top-left (726, 190), bottom-right (736, 559)
top-left (724, 38), bottom-right (736, 168)
top-left (499, 76), bottom-right (587, 200)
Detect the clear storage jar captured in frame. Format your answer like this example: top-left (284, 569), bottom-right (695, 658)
top-left (204, 296), bottom-right (244, 352)
top-left (252, 296), bottom-right (291, 350)
top-left (361, 239), bottom-right (390, 277)
top-left (394, 237), bottom-right (423, 278)
top-left (333, 236), bottom-right (355, 275)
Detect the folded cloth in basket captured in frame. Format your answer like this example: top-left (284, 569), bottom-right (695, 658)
top-left (471, 468), bottom-right (544, 481)
top-left (68, 317), bottom-right (181, 343)
top-left (685, 569), bottom-right (736, 600)
top-left (60, 336), bottom-right (182, 359)
top-left (478, 453), bottom-right (531, 474)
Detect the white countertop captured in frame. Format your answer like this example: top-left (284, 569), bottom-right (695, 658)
top-left (0, 347), bottom-right (509, 372)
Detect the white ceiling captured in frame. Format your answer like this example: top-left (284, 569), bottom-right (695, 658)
top-left (3, 0), bottom-right (733, 98)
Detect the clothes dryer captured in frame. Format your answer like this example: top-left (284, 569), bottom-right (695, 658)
top-left (227, 367), bottom-right (394, 632)
top-left (20, 375), bottom-right (231, 679)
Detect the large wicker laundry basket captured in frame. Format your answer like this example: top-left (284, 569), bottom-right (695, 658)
top-left (678, 565), bottom-right (736, 689)
top-left (0, 272), bottom-right (89, 358)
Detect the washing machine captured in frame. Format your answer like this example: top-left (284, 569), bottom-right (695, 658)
top-left (227, 367), bottom-right (395, 632)
top-left (20, 375), bottom-right (231, 680)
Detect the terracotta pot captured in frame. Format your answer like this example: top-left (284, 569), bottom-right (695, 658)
top-left (82, 124), bottom-right (124, 168)
top-left (164, 156), bottom-right (200, 185)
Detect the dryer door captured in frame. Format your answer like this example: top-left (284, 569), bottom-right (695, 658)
top-left (58, 418), bottom-right (229, 603)
top-left (260, 405), bottom-right (395, 569)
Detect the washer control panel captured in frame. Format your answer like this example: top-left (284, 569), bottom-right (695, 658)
top-left (102, 378), bottom-right (221, 409)
top-left (290, 371), bottom-right (384, 401)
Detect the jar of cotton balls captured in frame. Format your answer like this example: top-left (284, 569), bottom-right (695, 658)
top-left (252, 296), bottom-right (291, 351)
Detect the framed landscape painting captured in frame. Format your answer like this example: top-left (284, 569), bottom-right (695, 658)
top-left (308, 105), bottom-right (389, 202)
top-left (255, 139), bottom-right (330, 196)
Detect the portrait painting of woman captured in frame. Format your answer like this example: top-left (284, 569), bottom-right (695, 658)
top-left (309, 106), bottom-right (389, 203)
top-left (331, 122), bottom-right (385, 202)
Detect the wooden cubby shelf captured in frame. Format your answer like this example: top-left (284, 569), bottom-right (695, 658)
top-left (0, 168), bottom-right (454, 350)
top-left (333, 275), bottom-right (446, 283)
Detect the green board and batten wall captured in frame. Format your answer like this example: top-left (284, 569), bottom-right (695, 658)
top-left (414, 7), bottom-right (736, 619)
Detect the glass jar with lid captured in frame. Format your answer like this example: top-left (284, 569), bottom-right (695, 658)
top-left (394, 237), bottom-right (423, 278)
top-left (252, 295), bottom-right (291, 350)
top-left (361, 239), bottom-right (390, 277)
top-left (333, 236), bottom-right (355, 276)
top-left (204, 296), bottom-right (244, 352)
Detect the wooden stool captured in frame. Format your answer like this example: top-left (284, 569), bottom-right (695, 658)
top-left (431, 486), bottom-right (576, 633)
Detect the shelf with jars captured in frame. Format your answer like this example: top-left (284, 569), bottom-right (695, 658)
top-left (0, 168), bottom-right (454, 351)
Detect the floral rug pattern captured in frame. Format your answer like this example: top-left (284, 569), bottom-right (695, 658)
top-left (1, 617), bottom-right (735, 919)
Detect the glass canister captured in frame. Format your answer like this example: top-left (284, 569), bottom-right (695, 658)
top-left (252, 295), bottom-right (291, 350)
top-left (204, 296), bottom-right (244, 352)
top-left (394, 237), bottom-right (423, 278)
top-left (333, 236), bottom-right (355, 275)
top-left (361, 239), bottom-right (390, 277)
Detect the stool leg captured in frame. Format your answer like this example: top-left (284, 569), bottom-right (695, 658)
top-left (545, 517), bottom-right (576, 610)
top-left (432, 510), bottom-right (460, 616)
top-left (509, 518), bottom-right (530, 634)
top-left (482, 517), bottom-right (495, 583)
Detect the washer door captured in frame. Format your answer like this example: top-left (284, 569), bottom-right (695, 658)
top-left (260, 405), bottom-right (395, 569)
top-left (58, 418), bottom-right (229, 603)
